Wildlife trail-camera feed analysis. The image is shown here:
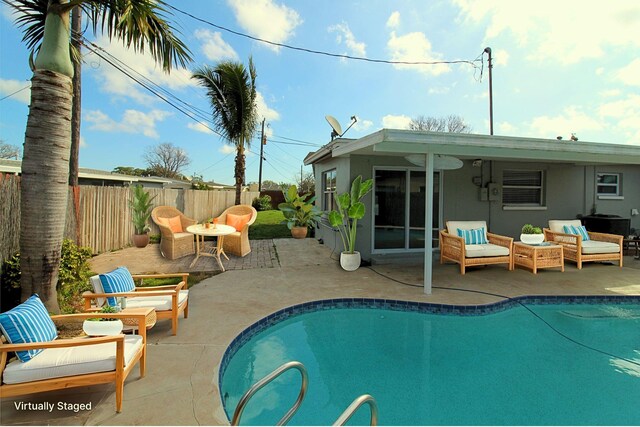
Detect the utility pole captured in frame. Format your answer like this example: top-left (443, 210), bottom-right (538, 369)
top-left (69, 6), bottom-right (82, 186)
top-left (258, 118), bottom-right (265, 191)
top-left (484, 47), bottom-right (494, 135)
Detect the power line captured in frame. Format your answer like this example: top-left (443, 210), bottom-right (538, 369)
top-left (0, 85), bottom-right (30, 102)
top-left (167, 4), bottom-right (483, 68)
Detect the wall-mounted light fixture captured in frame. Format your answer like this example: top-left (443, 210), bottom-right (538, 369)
top-left (472, 159), bottom-right (483, 167)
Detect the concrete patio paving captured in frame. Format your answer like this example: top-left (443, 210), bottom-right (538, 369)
top-left (1, 239), bottom-right (639, 425)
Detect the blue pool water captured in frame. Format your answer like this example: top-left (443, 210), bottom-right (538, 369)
top-left (221, 302), bottom-right (640, 425)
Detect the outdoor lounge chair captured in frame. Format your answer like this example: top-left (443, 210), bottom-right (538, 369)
top-left (215, 205), bottom-right (258, 257)
top-left (439, 220), bottom-right (513, 274)
top-left (151, 206), bottom-right (196, 260)
top-left (543, 219), bottom-right (623, 269)
top-left (0, 295), bottom-right (149, 413)
top-left (83, 267), bottom-right (189, 336)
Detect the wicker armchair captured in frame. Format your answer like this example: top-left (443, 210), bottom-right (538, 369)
top-left (543, 220), bottom-right (623, 269)
top-left (440, 220), bottom-right (513, 274)
top-left (151, 206), bottom-right (196, 260)
top-left (215, 205), bottom-right (258, 257)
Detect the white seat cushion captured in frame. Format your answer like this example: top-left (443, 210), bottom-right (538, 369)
top-left (3, 335), bottom-right (143, 385)
top-left (548, 220), bottom-right (582, 233)
top-left (173, 232), bottom-right (193, 240)
top-left (126, 290), bottom-right (188, 312)
top-left (465, 243), bottom-right (510, 258)
top-left (581, 240), bottom-right (620, 255)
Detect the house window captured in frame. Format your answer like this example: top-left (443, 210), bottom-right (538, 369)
top-left (596, 173), bottom-right (621, 196)
top-left (502, 170), bottom-right (544, 205)
top-left (322, 169), bottom-right (337, 211)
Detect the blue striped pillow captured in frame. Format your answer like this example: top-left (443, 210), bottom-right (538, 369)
top-left (563, 225), bottom-right (590, 241)
top-left (0, 294), bottom-right (58, 362)
top-left (99, 267), bottom-right (136, 306)
top-left (456, 227), bottom-right (488, 245)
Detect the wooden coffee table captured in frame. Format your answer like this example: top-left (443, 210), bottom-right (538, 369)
top-left (513, 242), bottom-right (564, 274)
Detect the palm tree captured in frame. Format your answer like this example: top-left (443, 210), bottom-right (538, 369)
top-left (192, 58), bottom-right (259, 205)
top-left (4, 0), bottom-right (191, 312)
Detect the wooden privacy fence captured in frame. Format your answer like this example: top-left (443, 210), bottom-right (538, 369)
top-left (0, 174), bottom-right (259, 260)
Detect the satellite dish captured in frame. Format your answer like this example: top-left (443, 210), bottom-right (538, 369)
top-left (405, 154), bottom-right (463, 170)
top-left (325, 115), bottom-right (343, 139)
top-left (325, 115), bottom-right (357, 140)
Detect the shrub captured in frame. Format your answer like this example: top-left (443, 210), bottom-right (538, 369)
top-left (0, 239), bottom-right (95, 313)
top-left (252, 194), bottom-right (272, 211)
top-left (521, 224), bottom-right (543, 234)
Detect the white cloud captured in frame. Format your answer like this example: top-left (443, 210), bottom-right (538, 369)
top-left (428, 86), bottom-right (450, 95)
top-left (87, 35), bottom-right (195, 105)
top-left (616, 59), bottom-right (640, 86)
top-left (493, 48), bottom-right (509, 66)
top-left (84, 109), bottom-right (172, 139)
top-left (328, 22), bottom-right (366, 57)
top-left (600, 89), bottom-right (622, 97)
top-left (382, 114), bottom-right (412, 129)
top-left (195, 29), bottom-right (239, 61)
top-left (497, 121), bottom-right (517, 135)
top-left (187, 122), bottom-right (214, 134)
top-left (227, 0), bottom-right (302, 53)
top-left (256, 92), bottom-right (280, 122)
top-left (387, 31), bottom-right (450, 76)
top-left (527, 106), bottom-right (604, 139)
top-left (352, 117), bottom-right (373, 132)
top-left (219, 144), bottom-right (236, 154)
top-left (599, 95), bottom-right (640, 141)
top-left (80, 136), bottom-right (87, 148)
top-left (454, 0), bottom-right (640, 65)
top-left (386, 11), bottom-right (400, 29)
top-left (0, 79), bottom-right (31, 104)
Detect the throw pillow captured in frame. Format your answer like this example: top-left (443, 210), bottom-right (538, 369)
top-left (456, 227), bottom-right (488, 245)
top-left (227, 213), bottom-right (252, 232)
top-left (167, 216), bottom-right (183, 233)
top-left (99, 266), bottom-right (136, 306)
top-left (0, 294), bottom-right (58, 362)
top-left (563, 224), bottom-right (590, 241)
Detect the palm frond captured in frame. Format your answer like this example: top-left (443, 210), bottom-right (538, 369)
top-left (3, 0), bottom-right (47, 52)
top-left (86, 0), bottom-right (191, 71)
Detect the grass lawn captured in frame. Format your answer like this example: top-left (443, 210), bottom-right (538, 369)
top-left (249, 210), bottom-right (292, 239)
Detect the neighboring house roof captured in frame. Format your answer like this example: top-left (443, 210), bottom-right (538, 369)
top-left (304, 130), bottom-right (640, 165)
top-left (0, 159), bottom-right (189, 188)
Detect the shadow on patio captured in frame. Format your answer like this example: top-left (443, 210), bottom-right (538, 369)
top-left (1, 238), bottom-right (639, 425)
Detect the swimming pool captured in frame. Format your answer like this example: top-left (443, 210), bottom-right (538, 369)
top-left (220, 298), bottom-right (640, 425)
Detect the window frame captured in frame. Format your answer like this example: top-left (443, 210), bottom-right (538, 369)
top-left (322, 169), bottom-right (337, 211)
top-left (596, 172), bottom-right (621, 197)
top-left (501, 169), bottom-right (545, 207)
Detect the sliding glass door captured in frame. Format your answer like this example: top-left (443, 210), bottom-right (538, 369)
top-left (374, 168), bottom-right (441, 252)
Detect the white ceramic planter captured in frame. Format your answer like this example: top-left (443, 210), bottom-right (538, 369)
top-left (340, 251), bottom-right (361, 271)
top-left (83, 319), bottom-right (123, 336)
top-left (520, 233), bottom-right (545, 245)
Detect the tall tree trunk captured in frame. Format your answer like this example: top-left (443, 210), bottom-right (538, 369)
top-left (234, 142), bottom-right (245, 205)
top-left (20, 5), bottom-right (74, 313)
top-left (20, 70), bottom-right (73, 313)
top-left (69, 6), bottom-right (81, 187)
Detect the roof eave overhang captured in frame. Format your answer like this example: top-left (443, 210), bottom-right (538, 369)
top-left (331, 130), bottom-right (640, 165)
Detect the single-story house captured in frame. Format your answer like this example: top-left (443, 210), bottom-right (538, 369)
top-left (0, 159), bottom-right (191, 189)
top-left (304, 130), bottom-right (640, 293)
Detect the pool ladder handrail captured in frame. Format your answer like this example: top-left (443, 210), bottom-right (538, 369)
top-left (231, 360), bottom-right (308, 426)
top-left (332, 394), bottom-right (379, 426)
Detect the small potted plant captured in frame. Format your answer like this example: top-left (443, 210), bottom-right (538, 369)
top-left (130, 185), bottom-right (156, 248)
top-left (82, 305), bottom-right (123, 336)
top-left (328, 175), bottom-right (373, 271)
top-left (520, 224), bottom-right (544, 245)
top-left (278, 185), bottom-right (324, 239)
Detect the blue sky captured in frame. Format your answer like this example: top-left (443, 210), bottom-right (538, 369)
top-left (1, 0), bottom-right (639, 186)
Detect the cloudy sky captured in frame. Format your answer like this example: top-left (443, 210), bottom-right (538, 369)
top-left (1, 0), bottom-right (639, 185)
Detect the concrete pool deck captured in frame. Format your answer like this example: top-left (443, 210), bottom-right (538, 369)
top-left (1, 238), bottom-right (639, 425)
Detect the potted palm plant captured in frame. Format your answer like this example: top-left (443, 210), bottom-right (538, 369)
top-left (278, 185), bottom-right (324, 239)
top-left (130, 185), bottom-right (157, 248)
top-left (520, 224), bottom-right (545, 245)
top-left (328, 175), bottom-right (373, 271)
top-left (82, 305), bottom-right (123, 336)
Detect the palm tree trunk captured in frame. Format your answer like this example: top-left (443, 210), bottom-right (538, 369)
top-left (234, 141), bottom-right (245, 205)
top-left (19, 69), bottom-right (73, 313)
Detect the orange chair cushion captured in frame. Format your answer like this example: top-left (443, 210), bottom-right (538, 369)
top-left (158, 216), bottom-right (182, 233)
top-left (227, 213), bottom-right (252, 232)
